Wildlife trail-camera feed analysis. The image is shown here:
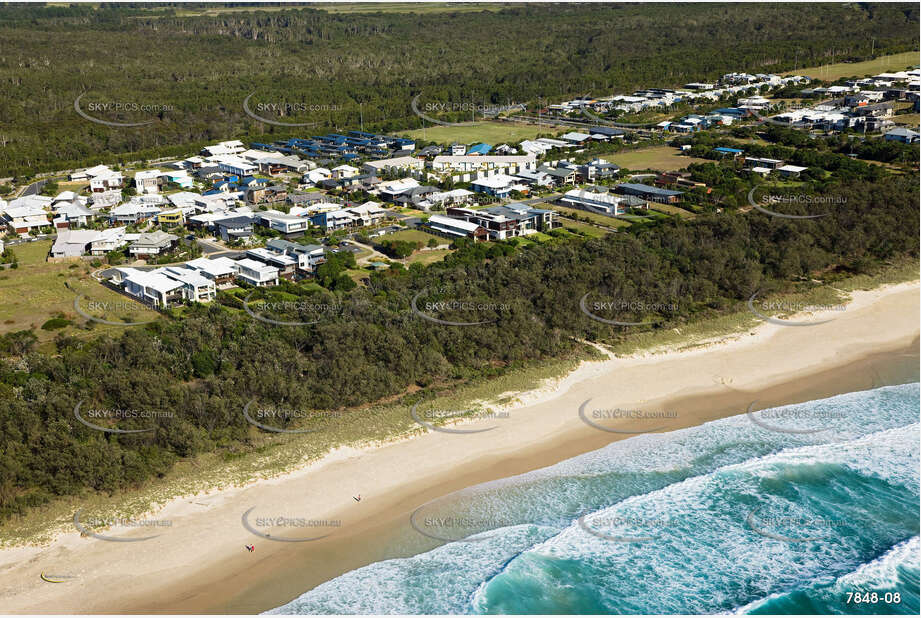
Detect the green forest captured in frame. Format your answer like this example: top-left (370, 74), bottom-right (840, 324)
top-left (0, 2), bottom-right (918, 176)
top-left (1, 167), bottom-right (918, 521)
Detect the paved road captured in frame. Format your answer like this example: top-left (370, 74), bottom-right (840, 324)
top-left (19, 179), bottom-right (47, 197)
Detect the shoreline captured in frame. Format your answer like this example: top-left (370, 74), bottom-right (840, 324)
top-left (0, 280), bottom-right (918, 614)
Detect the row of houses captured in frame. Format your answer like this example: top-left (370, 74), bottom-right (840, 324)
top-left (547, 74), bottom-right (808, 117)
top-left (50, 228), bottom-right (178, 259)
top-left (712, 148), bottom-right (809, 178)
top-left (106, 237), bottom-right (330, 308)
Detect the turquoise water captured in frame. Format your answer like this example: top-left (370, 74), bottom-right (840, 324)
top-left (266, 384), bottom-right (921, 615)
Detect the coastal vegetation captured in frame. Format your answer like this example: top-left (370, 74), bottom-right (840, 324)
top-left (1, 169), bottom-right (918, 526)
top-left (1, 2), bottom-right (918, 177)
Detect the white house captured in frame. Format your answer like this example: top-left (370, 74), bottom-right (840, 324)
top-left (160, 266), bottom-right (216, 304)
top-left (134, 170), bottom-right (161, 194)
top-left (115, 268), bottom-right (185, 308)
top-left (256, 210), bottom-right (310, 234)
top-left (186, 257), bottom-right (237, 288)
top-left (232, 258), bottom-right (279, 287)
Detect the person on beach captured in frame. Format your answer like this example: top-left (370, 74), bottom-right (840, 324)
top-left (353, 494), bottom-right (361, 502)
top-left (245, 544), bottom-right (254, 552)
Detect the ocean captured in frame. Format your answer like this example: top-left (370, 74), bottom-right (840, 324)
top-left (266, 384), bottom-right (921, 615)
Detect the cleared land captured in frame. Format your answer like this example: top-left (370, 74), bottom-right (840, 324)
top-left (0, 240), bottom-right (159, 346)
top-left (404, 248), bottom-right (453, 266)
top-left (376, 228), bottom-right (443, 245)
top-left (783, 51), bottom-right (919, 81)
top-left (550, 205), bottom-right (632, 228)
top-left (399, 121), bottom-right (563, 146)
top-left (610, 146), bottom-right (708, 171)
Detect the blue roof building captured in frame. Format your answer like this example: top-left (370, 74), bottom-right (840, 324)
top-left (468, 143), bottom-right (492, 155)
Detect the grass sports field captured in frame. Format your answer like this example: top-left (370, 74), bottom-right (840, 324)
top-left (784, 50), bottom-right (919, 81)
top-left (398, 121), bottom-right (563, 146)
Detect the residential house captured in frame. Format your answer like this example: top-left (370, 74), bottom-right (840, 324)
top-left (245, 248), bottom-right (298, 281)
top-left (777, 165), bottom-right (809, 179)
top-left (90, 227), bottom-right (128, 256)
top-left (377, 178), bottom-right (421, 202)
top-left (214, 215), bottom-right (254, 242)
top-left (113, 268), bottom-right (184, 308)
top-left (559, 188), bottom-right (645, 217)
top-left (233, 258), bottom-right (279, 287)
top-left (393, 185), bottom-right (441, 208)
top-left (330, 164), bottom-right (359, 180)
top-left (109, 199), bottom-right (163, 225)
top-left (52, 202), bottom-right (96, 228)
top-left (309, 209), bottom-right (358, 231)
top-left (217, 157), bottom-right (258, 178)
top-left (445, 203), bottom-right (558, 240)
top-left (50, 229), bottom-right (102, 258)
top-left (425, 214), bottom-right (487, 241)
top-left (361, 156), bottom-right (424, 176)
top-left (186, 257), bottom-right (237, 288)
top-left (3, 203), bottom-right (51, 234)
top-left (201, 140), bottom-right (245, 157)
top-left (160, 266), bottom-right (217, 304)
top-left (470, 174), bottom-right (530, 198)
top-left (884, 127), bottom-right (920, 144)
top-left (129, 231), bottom-right (177, 257)
top-left (256, 209), bottom-right (310, 235)
top-left (614, 182), bottom-right (683, 204)
top-left (134, 170), bottom-right (161, 194)
top-left (346, 201), bottom-right (388, 226)
top-left (418, 188), bottom-right (475, 211)
top-left (156, 209), bottom-right (185, 228)
top-left (266, 238), bottom-right (327, 274)
top-left (744, 157), bottom-right (785, 171)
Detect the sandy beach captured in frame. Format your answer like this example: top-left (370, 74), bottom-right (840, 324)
top-left (1, 281), bottom-right (918, 614)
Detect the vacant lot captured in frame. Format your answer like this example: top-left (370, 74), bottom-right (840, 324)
top-left (399, 121), bottom-right (562, 146)
top-left (611, 146), bottom-right (708, 172)
top-left (404, 248), bottom-right (454, 266)
top-left (784, 51), bottom-right (919, 81)
top-left (0, 240), bottom-right (159, 344)
top-left (376, 228), bottom-right (443, 246)
top-left (550, 205), bottom-right (632, 228)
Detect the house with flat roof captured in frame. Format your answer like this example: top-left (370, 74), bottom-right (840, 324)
top-left (161, 266), bottom-right (216, 304)
top-left (559, 188), bottom-right (645, 217)
top-left (614, 182), bottom-right (683, 204)
top-left (233, 258), bottom-right (279, 287)
top-left (214, 215), bottom-right (254, 242)
top-left (186, 257), bottom-right (237, 288)
top-left (777, 164), bottom-right (808, 179)
top-left (245, 248), bottom-right (298, 280)
top-left (134, 170), bottom-right (161, 194)
top-left (256, 210), bottom-right (310, 235)
top-left (445, 203), bottom-right (557, 240)
top-left (744, 157), bottom-right (784, 170)
top-left (113, 268), bottom-right (184, 308)
top-left (425, 214), bottom-right (487, 241)
top-left (470, 174), bottom-right (530, 198)
top-left (266, 238), bottom-right (326, 273)
top-left (309, 209), bottom-right (358, 231)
